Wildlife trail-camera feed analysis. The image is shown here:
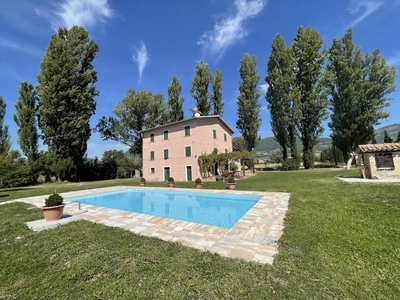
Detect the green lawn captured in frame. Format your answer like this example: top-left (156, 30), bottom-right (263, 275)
top-left (1, 169), bottom-right (399, 299)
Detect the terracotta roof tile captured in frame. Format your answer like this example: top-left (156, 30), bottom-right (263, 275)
top-left (359, 143), bottom-right (400, 153)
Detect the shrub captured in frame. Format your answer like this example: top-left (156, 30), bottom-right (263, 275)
top-left (195, 178), bottom-right (202, 184)
top-left (140, 177), bottom-right (146, 182)
top-left (227, 177), bottom-right (236, 183)
top-left (281, 158), bottom-right (300, 171)
top-left (168, 177), bottom-right (174, 182)
top-left (44, 193), bottom-right (64, 207)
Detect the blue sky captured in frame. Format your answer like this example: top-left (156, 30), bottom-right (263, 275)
top-left (1, 0), bottom-right (399, 158)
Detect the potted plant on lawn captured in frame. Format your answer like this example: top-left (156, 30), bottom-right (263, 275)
top-left (42, 192), bottom-right (66, 222)
top-left (140, 177), bottom-right (146, 187)
top-left (194, 177), bottom-right (202, 189)
top-left (227, 177), bottom-right (236, 190)
top-left (168, 177), bottom-right (175, 187)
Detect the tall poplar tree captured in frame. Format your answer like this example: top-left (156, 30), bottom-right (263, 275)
top-left (0, 96), bottom-right (11, 155)
top-left (266, 34), bottom-right (300, 164)
top-left (292, 26), bottom-right (330, 169)
top-left (13, 81), bottom-right (39, 164)
top-left (236, 53), bottom-right (261, 152)
top-left (37, 26), bottom-right (99, 180)
top-left (190, 60), bottom-right (212, 115)
top-left (327, 28), bottom-right (396, 168)
top-left (167, 75), bottom-right (184, 122)
top-left (210, 69), bottom-right (224, 116)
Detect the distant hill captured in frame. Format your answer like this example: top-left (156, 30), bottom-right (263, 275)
top-left (374, 123), bottom-right (400, 143)
top-left (254, 123), bottom-right (400, 159)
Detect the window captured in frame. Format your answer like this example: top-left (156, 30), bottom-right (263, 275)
top-left (164, 149), bottom-right (169, 159)
top-left (185, 146), bottom-right (191, 157)
top-left (150, 133), bottom-right (154, 142)
top-left (224, 133), bottom-right (227, 142)
top-left (164, 130), bottom-right (169, 140)
top-left (150, 167), bottom-right (155, 174)
top-left (213, 129), bottom-right (217, 139)
top-left (150, 151), bottom-right (155, 160)
top-left (375, 153), bottom-right (394, 170)
top-left (184, 126), bottom-right (191, 136)
top-left (225, 149), bottom-right (228, 153)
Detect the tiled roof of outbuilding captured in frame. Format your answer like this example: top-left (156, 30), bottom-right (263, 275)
top-left (359, 143), bottom-right (400, 153)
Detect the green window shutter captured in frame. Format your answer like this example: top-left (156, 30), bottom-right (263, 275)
top-left (185, 126), bottom-right (190, 136)
top-left (224, 133), bottom-right (227, 142)
top-left (164, 130), bottom-right (168, 140)
top-left (213, 129), bottom-right (216, 139)
top-left (150, 133), bottom-right (154, 142)
top-left (164, 149), bottom-right (169, 159)
top-left (150, 151), bottom-right (154, 160)
top-left (185, 146), bottom-right (191, 157)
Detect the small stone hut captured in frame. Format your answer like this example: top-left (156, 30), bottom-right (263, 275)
top-left (359, 143), bottom-right (400, 179)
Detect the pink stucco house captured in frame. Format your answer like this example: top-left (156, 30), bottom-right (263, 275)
top-left (141, 115), bottom-right (234, 182)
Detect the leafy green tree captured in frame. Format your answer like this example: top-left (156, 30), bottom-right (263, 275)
top-left (0, 151), bottom-right (33, 188)
top-left (97, 88), bottom-right (169, 156)
top-left (396, 131), bottom-right (400, 143)
top-left (0, 96), bottom-right (11, 155)
top-left (13, 81), bottom-right (39, 165)
top-left (236, 53), bottom-right (261, 152)
top-left (292, 26), bottom-right (330, 169)
top-left (211, 69), bottom-right (224, 116)
top-left (327, 28), bottom-right (397, 168)
top-left (266, 34), bottom-right (300, 166)
top-left (167, 75), bottom-right (184, 122)
top-left (383, 130), bottom-right (393, 143)
top-left (190, 60), bottom-right (212, 115)
top-left (37, 26), bottom-right (99, 181)
top-left (232, 136), bottom-right (248, 151)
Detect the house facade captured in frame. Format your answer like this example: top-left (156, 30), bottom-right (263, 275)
top-left (141, 116), bottom-right (234, 182)
top-left (359, 143), bottom-right (400, 179)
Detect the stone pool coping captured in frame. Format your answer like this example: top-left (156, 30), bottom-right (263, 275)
top-left (4, 186), bottom-right (290, 264)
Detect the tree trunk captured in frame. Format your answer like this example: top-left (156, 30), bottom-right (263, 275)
top-left (346, 152), bottom-right (354, 169)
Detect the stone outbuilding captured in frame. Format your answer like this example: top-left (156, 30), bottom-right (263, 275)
top-left (359, 143), bottom-right (400, 179)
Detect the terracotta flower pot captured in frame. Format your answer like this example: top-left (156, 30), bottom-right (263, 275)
top-left (140, 182), bottom-right (146, 187)
top-left (42, 204), bottom-right (66, 222)
top-left (195, 183), bottom-right (202, 189)
top-left (227, 183), bottom-right (236, 190)
top-left (168, 182), bottom-right (175, 187)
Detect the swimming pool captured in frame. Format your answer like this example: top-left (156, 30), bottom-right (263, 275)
top-left (66, 189), bottom-right (261, 228)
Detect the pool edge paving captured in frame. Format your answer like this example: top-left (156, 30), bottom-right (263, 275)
top-left (6, 186), bottom-right (290, 265)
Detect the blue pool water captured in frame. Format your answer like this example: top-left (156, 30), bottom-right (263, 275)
top-left (66, 189), bottom-right (261, 228)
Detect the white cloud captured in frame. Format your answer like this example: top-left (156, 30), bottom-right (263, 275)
top-left (132, 41), bottom-right (149, 84)
top-left (198, 0), bottom-right (266, 58)
top-left (37, 0), bottom-right (113, 29)
top-left (259, 83), bottom-right (269, 94)
top-left (348, 0), bottom-right (384, 28)
top-left (387, 52), bottom-right (400, 66)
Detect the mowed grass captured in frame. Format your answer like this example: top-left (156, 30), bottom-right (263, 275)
top-left (1, 169), bottom-right (399, 299)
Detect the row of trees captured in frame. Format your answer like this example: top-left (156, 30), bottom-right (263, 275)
top-left (266, 27), bottom-right (397, 169)
top-left (96, 54), bottom-right (261, 156)
top-left (1, 24), bottom-right (397, 186)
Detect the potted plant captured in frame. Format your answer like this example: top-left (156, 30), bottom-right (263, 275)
top-left (42, 192), bottom-right (66, 222)
top-left (168, 177), bottom-right (175, 187)
top-left (227, 176), bottom-right (236, 190)
top-left (194, 177), bottom-right (202, 189)
top-left (140, 177), bottom-right (146, 186)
